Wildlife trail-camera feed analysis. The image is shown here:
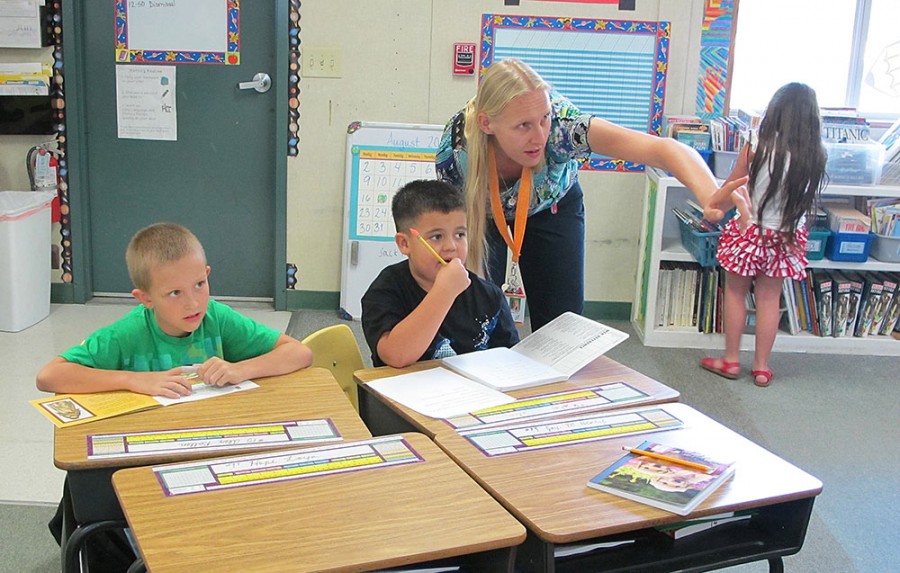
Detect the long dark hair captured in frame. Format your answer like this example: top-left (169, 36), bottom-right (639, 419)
top-left (750, 82), bottom-right (827, 234)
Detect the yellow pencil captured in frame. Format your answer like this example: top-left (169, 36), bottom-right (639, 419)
top-left (410, 228), bottom-right (448, 266)
top-left (625, 446), bottom-right (713, 473)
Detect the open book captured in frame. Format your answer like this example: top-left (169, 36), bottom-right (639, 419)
top-left (441, 312), bottom-right (629, 391)
top-left (587, 441), bottom-right (736, 516)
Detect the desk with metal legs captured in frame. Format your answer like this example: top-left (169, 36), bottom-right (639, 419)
top-left (112, 433), bottom-right (526, 573)
top-left (53, 368), bottom-right (371, 573)
top-left (434, 402), bottom-right (823, 573)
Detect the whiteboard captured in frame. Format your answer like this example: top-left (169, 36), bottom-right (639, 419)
top-left (123, 0), bottom-right (227, 53)
top-left (340, 122), bottom-right (444, 320)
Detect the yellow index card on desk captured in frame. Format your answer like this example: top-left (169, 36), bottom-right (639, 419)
top-left (31, 380), bottom-right (258, 428)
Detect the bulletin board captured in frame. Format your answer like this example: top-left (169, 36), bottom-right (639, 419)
top-left (114, 0), bottom-right (240, 64)
top-left (340, 122), bottom-right (444, 320)
top-left (480, 13), bottom-right (670, 172)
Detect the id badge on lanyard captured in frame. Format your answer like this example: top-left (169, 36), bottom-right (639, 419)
top-left (489, 145), bottom-right (531, 325)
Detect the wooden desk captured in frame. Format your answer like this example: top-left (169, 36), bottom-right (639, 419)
top-left (54, 368), bottom-right (371, 573)
top-left (354, 356), bottom-right (680, 437)
top-left (434, 402), bottom-right (823, 573)
top-left (113, 433), bottom-right (526, 573)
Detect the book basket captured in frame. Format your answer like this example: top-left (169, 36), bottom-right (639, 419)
top-left (677, 217), bottom-right (721, 266)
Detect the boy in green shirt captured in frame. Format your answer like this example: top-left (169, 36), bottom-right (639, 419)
top-left (36, 222), bottom-right (312, 396)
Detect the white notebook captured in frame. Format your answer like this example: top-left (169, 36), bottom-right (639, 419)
top-left (441, 312), bottom-right (629, 391)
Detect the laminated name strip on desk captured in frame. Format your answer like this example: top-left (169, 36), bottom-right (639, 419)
top-left (458, 406), bottom-right (684, 457)
top-left (153, 435), bottom-right (423, 496)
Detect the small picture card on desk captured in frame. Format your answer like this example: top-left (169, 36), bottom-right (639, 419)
top-left (587, 440), bottom-right (736, 516)
top-left (442, 312), bottom-right (629, 391)
top-left (31, 380), bottom-right (258, 428)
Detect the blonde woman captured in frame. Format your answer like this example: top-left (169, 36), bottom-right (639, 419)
top-left (436, 58), bottom-right (747, 330)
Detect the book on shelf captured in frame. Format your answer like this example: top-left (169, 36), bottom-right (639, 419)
top-left (813, 271), bottom-right (835, 337)
top-left (781, 279), bottom-right (801, 335)
top-left (804, 274), bottom-right (820, 337)
top-left (830, 271), bottom-right (855, 338)
top-left (856, 273), bottom-right (884, 337)
top-left (671, 123), bottom-right (712, 151)
top-left (586, 441), bottom-right (736, 516)
top-left (441, 312), bottom-right (628, 391)
top-left (821, 118), bottom-right (871, 143)
top-left (877, 273), bottom-right (900, 335)
top-left (843, 272), bottom-right (865, 337)
top-left (662, 114), bottom-right (703, 137)
top-left (656, 511), bottom-right (754, 540)
top-left (878, 116), bottom-right (900, 163)
top-left (734, 108), bottom-right (762, 131)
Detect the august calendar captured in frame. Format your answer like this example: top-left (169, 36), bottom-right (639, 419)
top-left (349, 147), bottom-right (437, 240)
top-left (340, 122), bottom-right (445, 320)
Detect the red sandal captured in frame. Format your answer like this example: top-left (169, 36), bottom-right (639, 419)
top-left (700, 357), bottom-right (741, 380)
top-left (752, 368), bottom-right (774, 387)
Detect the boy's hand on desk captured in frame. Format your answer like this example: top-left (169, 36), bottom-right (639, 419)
top-left (433, 258), bottom-right (471, 299)
top-left (131, 369), bottom-right (194, 399)
top-left (196, 357), bottom-right (243, 387)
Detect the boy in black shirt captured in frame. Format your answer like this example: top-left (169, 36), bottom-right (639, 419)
top-left (362, 180), bottom-right (518, 367)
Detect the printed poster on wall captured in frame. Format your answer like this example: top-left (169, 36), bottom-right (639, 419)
top-left (115, 65), bottom-right (177, 141)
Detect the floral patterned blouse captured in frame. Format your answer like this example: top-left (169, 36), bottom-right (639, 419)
top-left (436, 92), bottom-right (593, 219)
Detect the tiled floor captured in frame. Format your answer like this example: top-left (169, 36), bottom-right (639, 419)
top-left (0, 299), bottom-right (294, 505)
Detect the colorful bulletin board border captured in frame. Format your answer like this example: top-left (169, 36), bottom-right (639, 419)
top-left (114, 0), bottom-right (240, 65)
top-left (696, 0), bottom-right (736, 118)
top-left (288, 0), bottom-right (301, 156)
top-left (480, 14), bottom-right (670, 173)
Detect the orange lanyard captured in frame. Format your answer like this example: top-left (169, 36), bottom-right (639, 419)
top-left (488, 145), bottom-right (532, 264)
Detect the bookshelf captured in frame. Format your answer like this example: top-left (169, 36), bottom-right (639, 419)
top-left (631, 167), bottom-right (900, 356)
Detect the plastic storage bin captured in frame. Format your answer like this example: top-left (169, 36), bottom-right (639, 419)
top-left (677, 218), bottom-right (721, 267)
top-left (825, 231), bottom-right (874, 263)
top-left (805, 228), bottom-right (830, 261)
top-left (712, 151), bottom-right (739, 179)
top-left (824, 141), bottom-right (884, 185)
top-left (870, 233), bottom-right (900, 263)
top-left (0, 191), bottom-right (55, 332)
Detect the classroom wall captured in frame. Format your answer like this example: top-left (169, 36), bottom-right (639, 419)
top-left (289, 0), bottom-right (705, 308)
top-left (0, 1), bottom-right (706, 309)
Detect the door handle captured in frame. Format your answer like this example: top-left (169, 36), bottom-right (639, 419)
top-left (237, 72), bottom-right (271, 93)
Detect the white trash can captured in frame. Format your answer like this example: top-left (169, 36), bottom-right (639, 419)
top-left (0, 191), bottom-right (56, 332)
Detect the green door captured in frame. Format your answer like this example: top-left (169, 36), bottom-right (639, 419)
top-left (70, 2), bottom-right (281, 299)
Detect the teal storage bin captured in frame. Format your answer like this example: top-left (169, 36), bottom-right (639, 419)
top-left (805, 228), bottom-right (830, 261)
top-left (678, 219), bottom-right (720, 266)
top-left (825, 232), bottom-right (874, 263)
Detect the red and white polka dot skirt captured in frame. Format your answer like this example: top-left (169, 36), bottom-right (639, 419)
top-left (716, 218), bottom-right (809, 281)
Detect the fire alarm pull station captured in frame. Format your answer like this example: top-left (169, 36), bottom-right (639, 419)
top-left (453, 43), bottom-right (476, 75)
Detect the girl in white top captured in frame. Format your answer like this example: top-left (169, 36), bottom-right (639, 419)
top-left (701, 83), bottom-right (827, 387)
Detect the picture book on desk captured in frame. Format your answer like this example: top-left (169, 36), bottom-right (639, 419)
top-left (441, 312), bottom-right (629, 391)
top-left (30, 379), bottom-right (258, 428)
top-left (586, 441), bottom-right (736, 516)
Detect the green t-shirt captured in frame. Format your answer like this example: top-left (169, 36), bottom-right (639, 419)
top-left (60, 299), bottom-right (281, 372)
